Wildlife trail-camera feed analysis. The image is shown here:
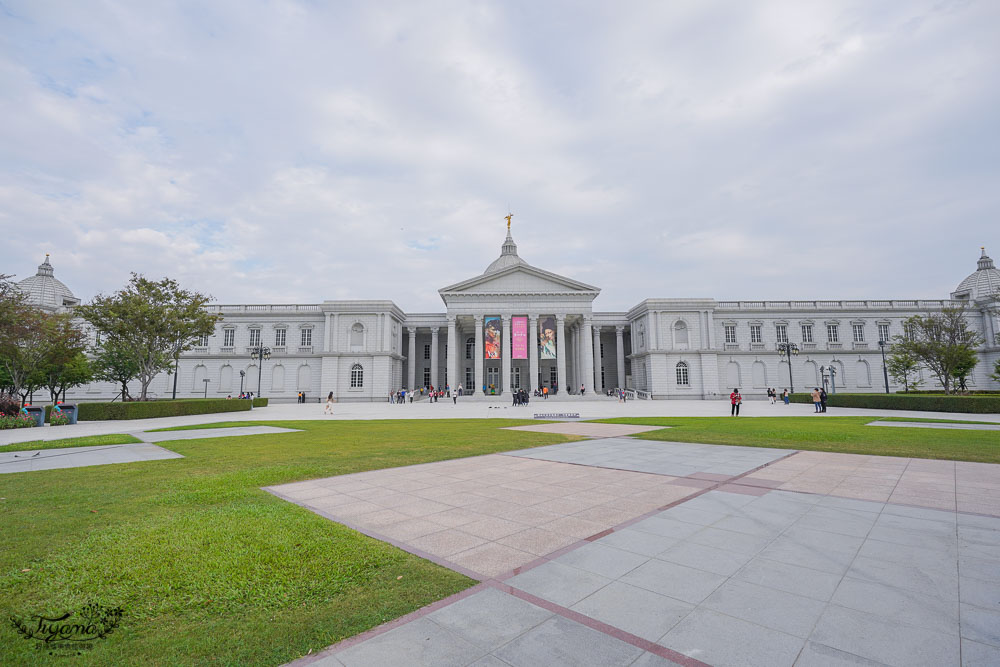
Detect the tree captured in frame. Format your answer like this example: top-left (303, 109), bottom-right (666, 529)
top-left (76, 274), bottom-right (220, 400)
top-left (0, 307), bottom-right (49, 406)
top-left (992, 358), bottom-right (1000, 384)
top-left (892, 306), bottom-right (984, 394)
top-left (951, 354), bottom-right (977, 393)
top-left (37, 313), bottom-right (90, 403)
top-left (44, 352), bottom-right (93, 403)
top-left (91, 337), bottom-right (141, 401)
top-left (886, 348), bottom-right (922, 393)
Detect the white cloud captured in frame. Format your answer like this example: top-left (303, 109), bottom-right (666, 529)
top-left (1, 0), bottom-right (997, 311)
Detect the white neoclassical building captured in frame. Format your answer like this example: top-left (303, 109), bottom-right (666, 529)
top-left (15, 233), bottom-right (1000, 401)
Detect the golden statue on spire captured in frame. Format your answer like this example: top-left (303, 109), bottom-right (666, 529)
top-left (505, 212), bottom-right (513, 230)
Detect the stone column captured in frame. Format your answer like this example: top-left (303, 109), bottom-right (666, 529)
top-left (323, 313), bottom-right (332, 352)
top-left (616, 326), bottom-right (626, 389)
top-left (407, 327), bottom-right (417, 390)
top-left (501, 315), bottom-right (511, 394)
top-left (648, 310), bottom-right (658, 350)
top-left (474, 316), bottom-right (484, 394)
top-left (556, 315), bottom-right (567, 394)
top-left (582, 317), bottom-right (594, 394)
top-left (447, 316), bottom-right (457, 391)
top-left (430, 327), bottom-right (439, 390)
top-left (593, 325), bottom-right (603, 392)
top-left (529, 314), bottom-right (539, 392)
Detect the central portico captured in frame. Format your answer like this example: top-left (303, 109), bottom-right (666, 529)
top-left (409, 227), bottom-right (609, 395)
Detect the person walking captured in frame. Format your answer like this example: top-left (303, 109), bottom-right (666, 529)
top-left (782, 388), bottom-right (790, 405)
top-left (324, 392), bottom-right (335, 415)
top-left (542, 386), bottom-right (549, 400)
top-left (811, 388), bottom-right (822, 413)
top-left (730, 388), bottom-right (742, 416)
top-left (819, 387), bottom-right (828, 413)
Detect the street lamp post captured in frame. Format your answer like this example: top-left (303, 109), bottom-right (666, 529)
top-left (776, 342), bottom-right (800, 394)
top-left (172, 355), bottom-right (179, 400)
top-left (829, 363), bottom-right (838, 394)
top-left (249, 345), bottom-right (271, 398)
top-left (239, 369), bottom-right (245, 396)
top-left (878, 340), bottom-right (890, 394)
top-left (202, 377), bottom-right (210, 399)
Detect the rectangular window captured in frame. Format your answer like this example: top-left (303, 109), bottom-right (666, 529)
top-left (466, 339), bottom-right (473, 359)
top-left (724, 325), bottom-right (737, 344)
top-left (801, 324), bottom-right (813, 343)
top-left (750, 324), bottom-right (762, 344)
top-left (853, 324), bottom-right (865, 343)
top-left (275, 328), bottom-right (286, 347)
top-left (423, 368), bottom-right (431, 387)
top-left (775, 324), bottom-right (788, 344)
top-left (904, 323), bottom-right (915, 340)
top-left (195, 334), bottom-right (209, 347)
top-left (827, 324), bottom-right (839, 343)
top-left (223, 329), bottom-right (235, 347)
top-left (600, 343), bottom-right (604, 358)
top-left (878, 324), bottom-right (890, 343)
top-left (424, 344), bottom-right (431, 360)
top-left (300, 328), bottom-right (312, 347)
top-left (249, 329), bottom-right (261, 347)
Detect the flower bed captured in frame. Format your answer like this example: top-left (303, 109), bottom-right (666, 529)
top-left (0, 412), bottom-right (36, 429)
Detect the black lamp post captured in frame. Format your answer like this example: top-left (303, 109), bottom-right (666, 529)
top-left (776, 342), bottom-right (800, 394)
top-left (878, 340), bottom-right (890, 394)
top-left (829, 363), bottom-right (838, 394)
top-left (202, 377), bottom-right (210, 399)
top-left (249, 345), bottom-right (271, 397)
top-left (239, 369), bottom-right (245, 395)
top-left (172, 355), bottom-right (179, 399)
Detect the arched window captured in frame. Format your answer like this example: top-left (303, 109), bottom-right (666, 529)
top-left (350, 363), bottom-right (364, 388)
top-left (350, 323), bottom-right (364, 349)
top-left (674, 321), bottom-right (689, 346)
top-left (466, 337), bottom-right (475, 360)
top-left (676, 361), bottom-right (689, 386)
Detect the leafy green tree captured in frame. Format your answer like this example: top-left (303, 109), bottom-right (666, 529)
top-left (91, 337), bottom-right (141, 401)
top-left (992, 358), bottom-right (1000, 384)
top-left (950, 354), bottom-right (977, 393)
top-left (44, 352), bottom-right (93, 403)
top-left (35, 313), bottom-right (90, 403)
top-left (893, 306), bottom-right (983, 394)
top-left (886, 348), bottom-right (922, 393)
top-left (76, 274), bottom-right (220, 400)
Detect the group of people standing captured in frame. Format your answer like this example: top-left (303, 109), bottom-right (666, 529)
top-left (766, 388), bottom-right (791, 405)
top-left (810, 387), bottom-right (829, 413)
top-left (512, 388), bottom-right (531, 406)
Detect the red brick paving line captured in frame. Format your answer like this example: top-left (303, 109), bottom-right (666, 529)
top-left (491, 581), bottom-right (712, 667)
top-left (283, 581), bottom-right (493, 667)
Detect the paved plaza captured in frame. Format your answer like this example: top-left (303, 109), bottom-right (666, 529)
top-left (278, 422), bottom-right (1000, 667)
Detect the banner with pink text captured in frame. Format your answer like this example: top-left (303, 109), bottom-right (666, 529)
top-left (512, 316), bottom-right (528, 359)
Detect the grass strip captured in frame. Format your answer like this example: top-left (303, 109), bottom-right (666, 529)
top-left (0, 433), bottom-right (143, 452)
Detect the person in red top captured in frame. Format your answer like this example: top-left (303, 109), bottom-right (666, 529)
top-left (730, 388), bottom-right (742, 416)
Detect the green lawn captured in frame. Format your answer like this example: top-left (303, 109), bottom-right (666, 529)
top-left (0, 434), bottom-right (143, 453)
top-left (0, 419), bottom-right (578, 667)
top-left (596, 416), bottom-right (1000, 463)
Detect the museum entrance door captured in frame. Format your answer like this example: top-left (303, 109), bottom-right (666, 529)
top-left (486, 366), bottom-right (499, 394)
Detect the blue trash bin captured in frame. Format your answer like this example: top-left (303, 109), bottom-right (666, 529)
top-left (54, 404), bottom-right (79, 425)
top-left (22, 406), bottom-right (45, 427)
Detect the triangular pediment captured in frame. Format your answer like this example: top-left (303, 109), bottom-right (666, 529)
top-left (439, 264), bottom-right (600, 296)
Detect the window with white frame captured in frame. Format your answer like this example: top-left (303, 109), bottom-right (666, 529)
top-left (249, 329), bottom-right (261, 347)
top-left (724, 325), bottom-right (737, 344)
top-left (466, 337), bottom-right (474, 360)
top-left (300, 328), bottom-right (312, 347)
top-left (223, 329), bottom-right (235, 347)
top-left (275, 328), bottom-right (286, 347)
top-left (195, 334), bottom-right (209, 347)
top-left (852, 324), bottom-right (865, 343)
top-left (878, 324), bottom-right (890, 343)
top-left (827, 324), bottom-right (839, 343)
top-left (801, 324), bottom-right (813, 343)
top-left (676, 361), bottom-right (690, 386)
top-left (423, 344), bottom-right (430, 360)
top-left (423, 368), bottom-right (431, 387)
top-left (350, 363), bottom-right (363, 388)
top-left (750, 324), bottom-right (762, 344)
top-left (775, 324), bottom-right (788, 344)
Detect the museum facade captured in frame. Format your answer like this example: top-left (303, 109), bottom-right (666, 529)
top-left (17, 231), bottom-right (1000, 401)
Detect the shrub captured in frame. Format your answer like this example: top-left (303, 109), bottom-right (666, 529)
top-left (789, 392), bottom-right (1000, 413)
top-left (49, 410), bottom-right (71, 426)
top-left (73, 399), bottom-right (254, 421)
top-left (252, 397), bottom-right (268, 408)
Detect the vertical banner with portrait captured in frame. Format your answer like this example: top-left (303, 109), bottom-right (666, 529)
top-left (539, 316), bottom-right (557, 359)
top-left (484, 317), bottom-right (501, 359)
top-left (512, 316), bottom-right (527, 359)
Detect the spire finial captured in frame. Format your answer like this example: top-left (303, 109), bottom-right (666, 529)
top-left (505, 212), bottom-right (513, 230)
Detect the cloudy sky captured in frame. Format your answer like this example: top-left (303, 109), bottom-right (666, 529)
top-left (2, 1), bottom-right (997, 312)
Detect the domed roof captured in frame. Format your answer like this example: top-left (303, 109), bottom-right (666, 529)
top-left (484, 229), bottom-right (528, 274)
top-left (953, 248), bottom-right (1000, 301)
top-left (17, 255), bottom-right (80, 312)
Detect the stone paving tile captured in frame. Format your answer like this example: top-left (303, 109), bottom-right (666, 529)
top-left (334, 617), bottom-right (485, 667)
top-left (570, 580), bottom-right (694, 642)
top-left (424, 588), bottom-right (553, 652)
top-left (493, 614), bottom-right (644, 667)
top-left (506, 561), bottom-right (611, 607)
top-left (962, 638), bottom-right (1000, 666)
top-left (659, 608), bottom-right (805, 667)
top-left (0, 442), bottom-right (184, 473)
